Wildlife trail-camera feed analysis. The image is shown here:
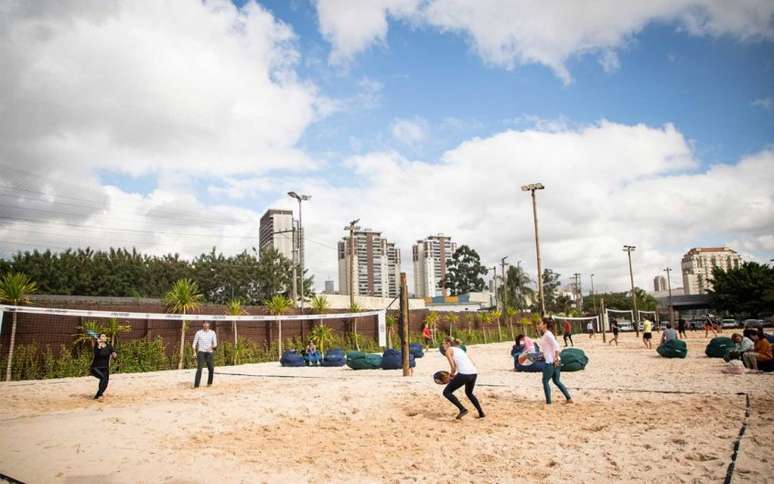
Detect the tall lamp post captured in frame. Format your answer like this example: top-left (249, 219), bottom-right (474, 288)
top-left (522, 183), bottom-right (546, 316)
top-left (664, 267), bottom-right (674, 325)
top-left (288, 192), bottom-right (311, 312)
top-left (487, 266), bottom-right (498, 309)
top-left (623, 245), bottom-right (639, 336)
top-left (345, 219), bottom-right (360, 308)
top-left (500, 256), bottom-right (508, 309)
top-left (590, 273), bottom-right (597, 314)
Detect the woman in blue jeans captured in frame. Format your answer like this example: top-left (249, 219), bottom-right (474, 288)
top-left (539, 319), bottom-right (573, 405)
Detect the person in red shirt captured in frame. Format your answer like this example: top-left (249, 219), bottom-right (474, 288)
top-left (422, 324), bottom-right (432, 348)
top-left (562, 320), bottom-right (574, 347)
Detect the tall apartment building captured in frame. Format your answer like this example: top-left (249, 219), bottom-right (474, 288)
top-left (338, 228), bottom-right (401, 298)
top-left (653, 275), bottom-right (667, 292)
top-left (681, 247), bottom-right (742, 295)
top-left (259, 209), bottom-right (293, 260)
top-left (412, 234), bottom-right (457, 298)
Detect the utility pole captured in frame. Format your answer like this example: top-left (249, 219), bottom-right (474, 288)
top-left (345, 219), bottom-right (360, 308)
top-left (590, 273), bottom-right (597, 314)
top-left (488, 266), bottom-right (498, 309)
top-left (664, 267), bottom-right (674, 325)
top-left (288, 192), bottom-right (310, 312)
top-left (600, 297), bottom-right (607, 343)
top-left (399, 272), bottom-right (410, 377)
top-left (500, 256), bottom-right (508, 310)
top-left (623, 245), bottom-right (639, 337)
top-left (573, 272), bottom-right (582, 313)
top-left (521, 183), bottom-right (546, 316)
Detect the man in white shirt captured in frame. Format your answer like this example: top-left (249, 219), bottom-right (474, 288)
top-left (192, 321), bottom-right (217, 388)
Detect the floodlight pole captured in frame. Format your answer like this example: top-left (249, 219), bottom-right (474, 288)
top-left (288, 192), bottom-right (310, 312)
top-left (664, 267), bottom-right (674, 325)
top-left (346, 219), bottom-right (360, 308)
top-left (624, 245), bottom-right (639, 336)
top-left (522, 183), bottom-right (546, 316)
top-left (500, 256), bottom-right (508, 310)
top-left (590, 273), bottom-right (597, 314)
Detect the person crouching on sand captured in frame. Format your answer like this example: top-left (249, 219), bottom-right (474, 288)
top-left (539, 319), bottom-right (573, 405)
top-left (441, 337), bottom-right (484, 420)
top-left (91, 333), bottom-right (117, 400)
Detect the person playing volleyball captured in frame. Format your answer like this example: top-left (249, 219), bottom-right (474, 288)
top-left (441, 337), bottom-right (484, 420)
top-left (90, 333), bottom-right (117, 400)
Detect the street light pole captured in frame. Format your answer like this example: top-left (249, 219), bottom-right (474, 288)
top-left (521, 183), bottom-right (546, 316)
top-left (345, 219), bottom-right (360, 308)
top-left (573, 272), bottom-right (582, 313)
top-left (623, 245), bottom-right (639, 336)
top-left (500, 256), bottom-right (508, 310)
top-left (288, 192), bottom-right (311, 312)
top-left (590, 273), bottom-right (597, 314)
top-left (488, 266), bottom-right (498, 309)
top-left (664, 267), bottom-right (674, 325)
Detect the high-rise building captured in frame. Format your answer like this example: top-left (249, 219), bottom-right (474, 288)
top-left (259, 209), bottom-right (293, 260)
top-left (324, 280), bottom-right (335, 294)
top-left (338, 228), bottom-right (401, 298)
top-left (653, 275), bottom-right (667, 292)
top-left (681, 247), bottom-right (742, 295)
top-left (412, 234), bottom-right (457, 297)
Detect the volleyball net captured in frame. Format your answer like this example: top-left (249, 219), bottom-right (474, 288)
top-left (550, 314), bottom-right (601, 333)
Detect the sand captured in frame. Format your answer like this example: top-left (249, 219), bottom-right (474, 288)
top-left (1, 332), bottom-right (772, 483)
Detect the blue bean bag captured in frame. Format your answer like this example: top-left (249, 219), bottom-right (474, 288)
top-left (280, 350), bottom-right (305, 367)
top-left (657, 339), bottom-right (688, 358)
top-left (321, 348), bottom-right (346, 367)
top-left (380, 349), bottom-right (416, 369)
top-left (409, 343), bottom-right (424, 358)
top-left (515, 359), bottom-right (546, 373)
top-left (705, 337), bottom-right (735, 358)
top-left (766, 334), bottom-right (774, 345)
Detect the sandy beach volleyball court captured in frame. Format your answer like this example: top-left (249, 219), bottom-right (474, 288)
top-left (1, 333), bottom-right (772, 483)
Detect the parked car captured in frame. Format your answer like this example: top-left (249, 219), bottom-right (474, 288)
top-left (617, 320), bottom-right (634, 332)
top-left (721, 318), bottom-right (739, 329)
top-left (688, 319), bottom-right (708, 330)
top-left (743, 319), bottom-right (764, 329)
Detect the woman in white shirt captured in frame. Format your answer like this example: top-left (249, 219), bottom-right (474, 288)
top-left (441, 337), bottom-right (485, 420)
top-left (539, 319), bottom-right (573, 405)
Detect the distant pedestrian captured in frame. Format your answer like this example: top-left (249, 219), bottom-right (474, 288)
top-left (642, 319), bottom-right (653, 349)
top-left (587, 321), bottom-right (595, 339)
top-left (609, 320), bottom-right (619, 346)
top-left (422, 324), bottom-right (433, 348)
top-left (90, 333), bottom-right (117, 400)
top-left (704, 319), bottom-right (717, 339)
top-left (192, 321), bottom-right (217, 388)
top-left (678, 318), bottom-right (687, 339)
top-left (562, 320), bottom-right (574, 347)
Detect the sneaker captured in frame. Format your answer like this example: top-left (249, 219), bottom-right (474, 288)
top-left (455, 409), bottom-right (469, 420)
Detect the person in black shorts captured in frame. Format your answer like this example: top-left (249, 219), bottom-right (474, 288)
top-left (608, 320), bottom-right (619, 346)
top-left (677, 318), bottom-right (687, 339)
top-left (91, 333), bottom-right (117, 400)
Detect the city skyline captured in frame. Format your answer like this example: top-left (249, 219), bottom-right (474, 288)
top-left (0, 1), bottom-right (771, 296)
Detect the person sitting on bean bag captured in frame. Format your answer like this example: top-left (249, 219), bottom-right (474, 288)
top-left (742, 328), bottom-right (773, 371)
top-left (304, 341), bottom-right (321, 366)
top-left (726, 333), bottom-right (754, 361)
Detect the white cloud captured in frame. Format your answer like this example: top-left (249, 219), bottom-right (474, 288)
top-left (598, 50), bottom-right (621, 73)
top-left (391, 116), bottom-right (429, 145)
top-left (753, 97), bottom-right (774, 111)
top-left (315, 0), bottom-right (421, 64)
top-left (314, 0), bottom-right (774, 82)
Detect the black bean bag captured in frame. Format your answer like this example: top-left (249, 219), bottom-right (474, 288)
top-left (560, 348), bottom-right (588, 371)
top-left (346, 351), bottom-right (382, 370)
top-left (380, 349), bottom-right (416, 369)
top-left (321, 348), bottom-right (346, 367)
top-left (705, 337), bottom-right (735, 358)
top-left (280, 350), bottom-right (305, 367)
top-left (657, 339), bottom-right (688, 358)
top-left (409, 343), bottom-right (424, 358)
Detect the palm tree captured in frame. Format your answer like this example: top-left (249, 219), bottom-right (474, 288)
top-left (102, 318), bottom-right (131, 346)
top-left (164, 278), bottom-right (203, 370)
top-left (266, 294), bottom-right (292, 360)
top-left (309, 322), bottom-right (333, 355)
top-left (310, 294), bottom-right (329, 331)
top-left (349, 302), bottom-right (362, 351)
top-left (492, 309), bottom-right (503, 341)
top-left (226, 298), bottom-right (246, 364)
top-left (424, 312), bottom-right (440, 344)
top-left (503, 266), bottom-right (535, 312)
top-left (505, 306), bottom-right (518, 340)
top-left (446, 313), bottom-right (458, 338)
top-left (0, 272), bottom-right (37, 381)
top-left (73, 320), bottom-right (104, 350)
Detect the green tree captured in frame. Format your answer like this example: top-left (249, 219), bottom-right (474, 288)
top-left (349, 302), bottom-right (363, 351)
top-left (309, 322), bottom-right (334, 355)
top-left (541, 268), bottom-right (561, 312)
top-left (441, 245), bottom-right (487, 295)
top-left (73, 320), bottom-right (104, 350)
top-left (424, 311), bottom-right (440, 344)
top-left (164, 279), bottom-right (203, 370)
top-left (499, 266), bottom-right (534, 311)
top-left (445, 312), bottom-right (458, 338)
top-left (709, 262), bottom-right (774, 317)
top-left (505, 306), bottom-right (518, 340)
top-left (386, 314), bottom-right (397, 348)
top-left (0, 272), bottom-right (38, 381)
top-left (310, 294), bottom-right (330, 348)
top-left (102, 318), bottom-right (132, 346)
top-left (226, 298), bottom-right (246, 364)
top-left (266, 294), bottom-right (293, 359)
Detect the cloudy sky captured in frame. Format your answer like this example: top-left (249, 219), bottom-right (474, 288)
top-left (1, 0), bottom-right (772, 294)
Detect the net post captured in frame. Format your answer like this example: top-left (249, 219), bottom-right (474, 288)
top-left (600, 298), bottom-right (607, 343)
top-left (399, 272), bottom-right (410, 377)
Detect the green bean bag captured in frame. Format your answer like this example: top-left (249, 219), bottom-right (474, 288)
top-left (560, 348), bottom-right (588, 371)
top-left (705, 337), bottom-right (735, 358)
top-left (346, 351), bottom-right (383, 370)
top-left (657, 339), bottom-right (688, 358)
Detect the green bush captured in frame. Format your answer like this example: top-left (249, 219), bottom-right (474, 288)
top-left (114, 337), bottom-right (168, 373)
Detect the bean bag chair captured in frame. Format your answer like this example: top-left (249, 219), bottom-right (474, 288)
top-left (657, 339), bottom-right (688, 359)
top-left (515, 360), bottom-right (546, 373)
top-left (409, 343), bottom-right (424, 358)
top-left (280, 350), bottom-right (305, 367)
top-left (346, 351), bottom-right (382, 370)
top-left (760, 359), bottom-right (774, 373)
top-left (560, 348), bottom-right (588, 372)
top-left (705, 337), bottom-right (735, 358)
top-left (321, 348), bottom-right (346, 367)
top-left (380, 349), bottom-right (416, 369)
